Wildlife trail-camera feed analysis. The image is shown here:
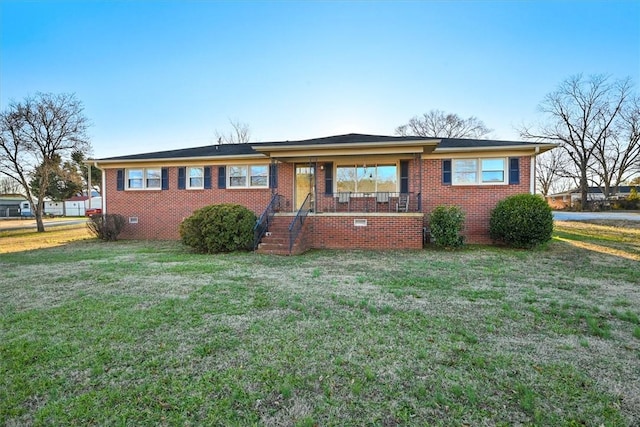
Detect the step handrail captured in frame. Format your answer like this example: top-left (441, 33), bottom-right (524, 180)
top-left (288, 193), bottom-right (311, 253)
top-left (253, 193), bottom-right (281, 250)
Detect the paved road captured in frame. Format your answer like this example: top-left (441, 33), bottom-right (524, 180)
top-left (0, 219), bottom-right (88, 232)
top-left (553, 211), bottom-right (640, 221)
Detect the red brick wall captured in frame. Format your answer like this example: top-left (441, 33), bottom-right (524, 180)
top-left (103, 156), bottom-right (533, 245)
top-left (105, 167), bottom-right (276, 239)
top-left (421, 157), bottom-right (532, 243)
top-left (306, 214), bottom-right (424, 250)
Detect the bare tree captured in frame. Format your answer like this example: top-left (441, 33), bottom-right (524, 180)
top-left (395, 109), bottom-right (493, 138)
top-left (536, 150), bottom-right (573, 196)
top-left (0, 93), bottom-right (91, 231)
top-left (520, 74), bottom-right (632, 209)
top-left (589, 95), bottom-right (640, 195)
top-left (214, 119), bottom-right (251, 144)
top-left (0, 176), bottom-right (23, 194)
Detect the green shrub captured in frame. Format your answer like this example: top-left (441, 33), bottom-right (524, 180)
top-left (429, 205), bottom-right (465, 249)
top-left (489, 194), bottom-right (553, 248)
top-left (179, 204), bottom-right (257, 253)
top-left (625, 188), bottom-right (640, 210)
top-left (87, 214), bottom-right (126, 241)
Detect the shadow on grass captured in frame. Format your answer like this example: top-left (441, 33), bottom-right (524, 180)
top-left (553, 221), bottom-right (640, 262)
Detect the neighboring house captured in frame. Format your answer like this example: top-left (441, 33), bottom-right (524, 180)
top-left (44, 200), bottom-right (65, 216)
top-left (91, 133), bottom-right (555, 253)
top-left (64, 195), bottom-right (103, 216)
top-left (0, 194), bottom-right (27, 218)
top-left (546, 186), bottom-right (640, 209)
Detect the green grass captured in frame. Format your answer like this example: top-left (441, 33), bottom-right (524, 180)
top-left (1, 222), bottom-right (639, 425)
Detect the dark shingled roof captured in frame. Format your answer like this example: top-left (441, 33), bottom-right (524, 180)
top-left (95, 133), bottom-right (547, 161)
top-left (257, 133), bottom-right (430, 147)
top-left (97, 142), bottom-right (259, 161)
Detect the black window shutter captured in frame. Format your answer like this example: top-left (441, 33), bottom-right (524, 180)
top-left (161, 168), bottom-right (169, 190)
top-left (269, 163), bottom-right (278, 189)
top-left (400, 160), bottom-right (409, 194)
top-left (324, 162), bottom-right (333, 195)
top-left (217, 166), bottom-right (226, 189)
top-left (178, 167), bottom-right (186, 190)
top-left (116, 169), bottom-right (124, 191)
top-left (204, 167), bottom-right (212, 189)
top-left (442, 160), bottom-right (452, 185)
top-left (509, 157), bottom-right (520, 185)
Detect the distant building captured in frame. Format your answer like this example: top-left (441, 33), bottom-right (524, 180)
top-left (546, 186), bottom-right (639, 209)
top-left (0, 194), bottom-right (27, 218)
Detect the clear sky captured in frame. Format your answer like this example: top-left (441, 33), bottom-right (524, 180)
top-left (1, 0), bottom-right (639, 159)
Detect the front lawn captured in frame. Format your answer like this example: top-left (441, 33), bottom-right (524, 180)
top-left (1, 222), bottom-right (639, 425)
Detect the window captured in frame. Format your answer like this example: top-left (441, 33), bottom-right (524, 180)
top-left (481, 158), bottom-right (505, 183)
top-left (453, 160), bottom-right (477, 184)
top-left (146, 169), bottom-right (161, 188)
top-left (229, 166), bottom-right (247, 187)
top-left (250, 165), bottom-right (268, 187)
top-left (228, 165), bottom-right (269, 188)
top-left (126, 168), bottom-right (161, 190)
top-left (127, 169), bottom-right (143, 189)
top-left (452, 158), bottom-right (507, 185)
top-left (336, 164), bottom-right (397, 193)
top-left (188, 167), bottom-right (204, 189)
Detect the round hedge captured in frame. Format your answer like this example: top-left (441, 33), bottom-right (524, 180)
top-left (179, 204), bottom-right (257, 253)
top-left (429, 205), bottom-right (465, 249)
top-left (489, 194), bottom-right (553, 248)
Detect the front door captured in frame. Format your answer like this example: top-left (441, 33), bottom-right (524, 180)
top-left (295, 164), bottom-right (315, 210)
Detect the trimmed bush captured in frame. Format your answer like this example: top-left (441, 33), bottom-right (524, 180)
top-left (179, 204), bottom-right (257, 253)
top-left (87, 214), bottom-right (126, 241)
top-left (490, 194), bottom-right (553, 248)
top-left (429, 205), bottom-right (465, 249)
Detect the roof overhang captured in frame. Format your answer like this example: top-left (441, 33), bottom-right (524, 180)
top-left (430, 142), bottom-right (557, 156)
top-left (89, 153), bottom-right (266, 168)
top-left (252, 139), bottom-right (440, 159)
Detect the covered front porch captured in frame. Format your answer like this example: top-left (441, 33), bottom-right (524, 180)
top-left (288, 160), bottom-right (423, 213)
top-left (252, 136), bottom-right (434, 254)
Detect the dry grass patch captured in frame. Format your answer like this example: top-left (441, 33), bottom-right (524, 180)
top-left (554, 220), bottom-right (640, 262)
top-left (0, 224), bottom-right (94, 254)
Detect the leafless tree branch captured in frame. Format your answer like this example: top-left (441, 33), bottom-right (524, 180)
top-left (0, 93), bottom-right (91, 231)
top-left (395, 109), bottom-right (493, 139)
top-left (520, 74), bottom-right (635, 208)
top-left (214, 119), bottom-right (252, 144)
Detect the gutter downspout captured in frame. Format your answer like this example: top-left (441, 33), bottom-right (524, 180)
top-left (416, 153), bottom-right (422, 211)
top-left (93, 162), bottom-right (106, 214)
top-left (88, 164), bottom-right (92, 210)
top-left (530, 147), bottom-right (539, 194)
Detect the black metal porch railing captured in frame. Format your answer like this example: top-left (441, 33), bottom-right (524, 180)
top-left (315, 192), bottom-right (420, 213)
top-left (288, 192), bottom-right (311, 253)
top-left (253, 193), bottom-right (282, 250)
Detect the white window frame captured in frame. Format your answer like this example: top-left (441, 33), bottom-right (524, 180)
top-left (452, 158), bottom-right (507, 185)
top-left (126, 168), bottom-right (162, 190)
top-left (187, 166), bottom-right (204, 189)
top-left (335, 163), bottom-right (398, 194)
top-left (227, 164), bottom-right (269, 189)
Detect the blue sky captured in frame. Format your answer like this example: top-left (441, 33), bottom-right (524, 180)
top-left (1, 0), bottom-right (639, 158)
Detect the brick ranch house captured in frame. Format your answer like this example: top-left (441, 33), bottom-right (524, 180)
top-left (90, 133), bottom-right (555, 254)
